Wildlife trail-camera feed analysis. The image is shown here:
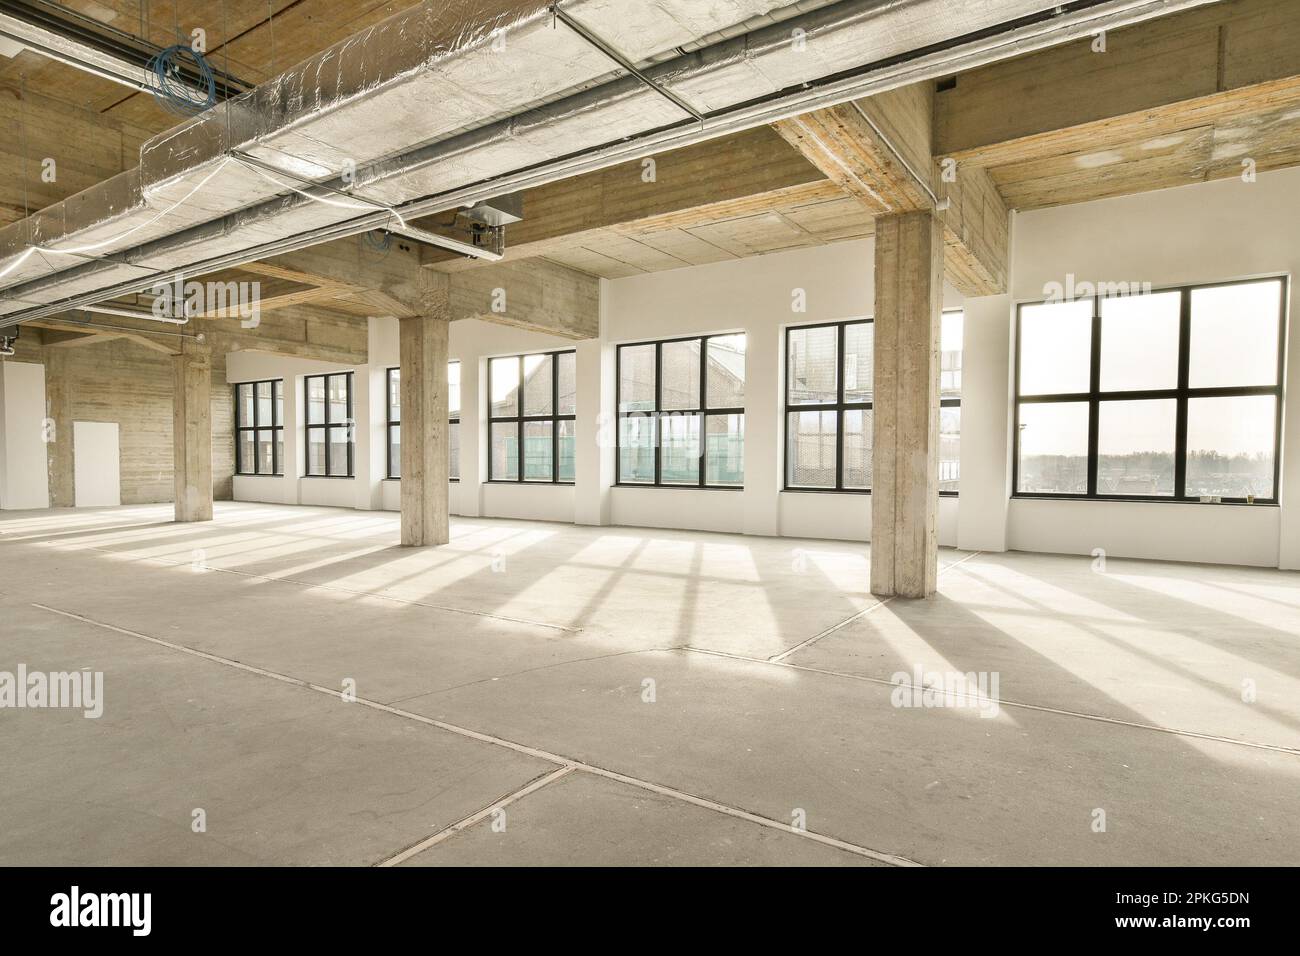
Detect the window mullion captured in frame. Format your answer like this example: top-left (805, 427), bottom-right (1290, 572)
top-left (1087, 300), bottom-right (1101, 498)
top-left (1174, 288), bottom-right (1192, 499)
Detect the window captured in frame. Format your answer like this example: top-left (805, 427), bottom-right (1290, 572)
top-left (305, 372), bottom-right (354, 478)
top-left (1014, 278), bottom-right (1285, 502)
top-left (387, 363), bottom-right (460, 480)
top-left (488, 351), bottom-right (576, 483)
top-left (234, 379), bottom-right (284, 476)
top-left (784, 314), bottom-right (963, 493)
top-left (616, 334), bottom-right (745, 488)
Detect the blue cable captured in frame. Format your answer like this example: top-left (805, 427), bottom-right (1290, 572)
top-left (147, 44), bottom-right (217, 116)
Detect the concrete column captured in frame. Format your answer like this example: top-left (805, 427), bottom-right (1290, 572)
top-left (398, 296), bottom-right (451, 546)
top-left (871, 211), bottom-right (944, 598)
top-left (43, 350), bottom-right (74, 507)
top-left (172, 338), bottom-right (213, 522)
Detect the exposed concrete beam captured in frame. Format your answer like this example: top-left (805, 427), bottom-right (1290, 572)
top-left (448, 259), bottom-right (599, 340)
top-left (774, 85), bottom-right (1009, 296)
top-left (239, 235), bottom-right (436, 319)
top-left (27, 318), bottom-right (180, 355)
top-left (419, 126), bottom-right (827, 273)
top-left (38, 328), bottom-right (123, 348)
top-left (935, 0), bottom-right (1299, 164)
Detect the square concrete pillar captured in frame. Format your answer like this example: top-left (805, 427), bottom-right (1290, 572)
top-left (172, 338), bottom-right (213, 523)
top-left (398, 287), bottom-right (451, 546)
top-left (871, 211), bottom-right (944, 598)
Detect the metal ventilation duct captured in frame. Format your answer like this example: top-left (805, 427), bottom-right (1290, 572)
top-left (0, 0), bottom-right (1223, 325)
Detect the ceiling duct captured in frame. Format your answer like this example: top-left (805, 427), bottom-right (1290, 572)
top-left (0, 0), bottom-right (1224, 326)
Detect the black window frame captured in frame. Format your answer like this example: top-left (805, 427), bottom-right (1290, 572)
top-left (782, 316), bottom-right (963, 495)
top-left (386, 364), bottom-right (461, 481)
top-left (233, 379), bottom-right (284, 476)
top-left (614, 332), bottom-right (747, 490)
top-left (304, 371), bottom-right (355, 479)
top-left (1012, 276), bottom-right (1287, 505)
top-left (487, 350), bottom-right (577, 484)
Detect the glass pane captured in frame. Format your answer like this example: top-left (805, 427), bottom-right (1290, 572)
top-left (523, 420), bottom-right (554, 481)
top-left (706, 335), bottom-right (745, 409)
top-left (449, 422), bottom-right (460, 480)
top-left (388, 369), bottom-right (401, 423)
top-left (328, 425), bottom-right (350, 476)
top-left (328, 374), bottom-right (349, 424)
top-left (256, 381), bottom-right (272, 426)
top-left (1016, 402), bottom-right (1089, 494)
top-left (307, 429), bottom-right (325, 476)
top-left (275, 429), bottom-right (284, 475)
top-left (238, 383), bottom-right (254, 428)
top-left (705, 414), bottom-right (743, 486)
top-left (844, 322), bottom-right (873, 404)
top-left (307, 377), bottom-right (325, 425)
top-left (558, 419), bottom-right (576, 482)
top-left (557, 352), bottom-right (576, 416)
top-left (1100, 292), bottom-right (1180, 392)
top-left (447, 361), bottom-right (460, 418)
top-left (238, 431), bottom-right (254, 475)
top-left (1097, 399), bottom-right (1175, 496)
top-left (939, 405), bottom-right (960, 493)
top-left (256, 429), bottom-right (274, 476)
top-left (619, 344), bottom-right (657, 413)
top-left (389, 424), bottom-right (401, 479)
top-left (491, 422), bottom-right (519, 480)
top-left (1018, 299), bottom-right (1093, 396)
top-left (660, 413), bottom-right (701, 484)
top-left (788, 325), bottom-right (838, 404)
top-left (274, 380), bottom-right (283, 426)
top-left (523, 353), bottom-right (553, 416)
top-left (843, 409), bottom-right (871, 490)
top-left (490, 357), bottom-right (519, 417)
top-left (661, 339), bottom-right (701, 411)
top-left (1186, 395), bottom-right (1276, 499)
top-left (618, 414), bottom-right (656, 483)
top-left (941, 312), bottom-right (963, 400)
top-left (787, 410), bottom-right (837, 488)
top-left (1189, 280), bottom-right (1282, 388)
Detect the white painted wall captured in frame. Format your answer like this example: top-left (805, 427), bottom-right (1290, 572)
top-left (72, 421), bottom-right (120, 507)
top-left (956, 165), bottom-right (1300, 569)
top-left (0, 361), bottom-right (50, 510)
top-left (227, 167), bottom-right (1298, 569)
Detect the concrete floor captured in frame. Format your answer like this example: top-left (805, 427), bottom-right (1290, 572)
top-left (1, 502), bottom-right (1297, 866)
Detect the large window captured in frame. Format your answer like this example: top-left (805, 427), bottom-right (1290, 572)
top-left (784, 315), bottom-right (963, 493)
top-left (305, 372), bottom-right (354, 478)
top-left (1014, 278), bottom-right (1286, 502)
top-left (616, 334), bottom-right (746, 488)
top-left (234, 379), bottom-right (284, 476)
top-left (488, 351), bottom-right (576, 483)
top-left (387, 363), bottom-right (460, 480)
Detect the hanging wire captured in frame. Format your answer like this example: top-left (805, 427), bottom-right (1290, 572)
top-left (146, 42), bottom-right (217, 115)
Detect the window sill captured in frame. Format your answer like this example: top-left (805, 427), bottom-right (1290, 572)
top-left (614, 483), bottom-right (743, 491)
top-left (485, 480), bottom-right (575, 486)
top-left (302, 475), bottom-right (355, 481)
top-left (1012, 494), bottom-right (1279, 507)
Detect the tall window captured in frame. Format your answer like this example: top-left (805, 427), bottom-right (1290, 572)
top-left (488, 351), bottom-right (576, 483)
top-left (386, 363), bottom-right (460, 480)
top-left (234, 379), bottom-right (284, 476)
top-left (784, 315), bottom-right (963, 493)
top-left (616, 334), bottom-right (746, 488)
top-left (305, 372), bottom-right (354, 478)
top-left (1014, 277), bottom-right (1286, 502)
